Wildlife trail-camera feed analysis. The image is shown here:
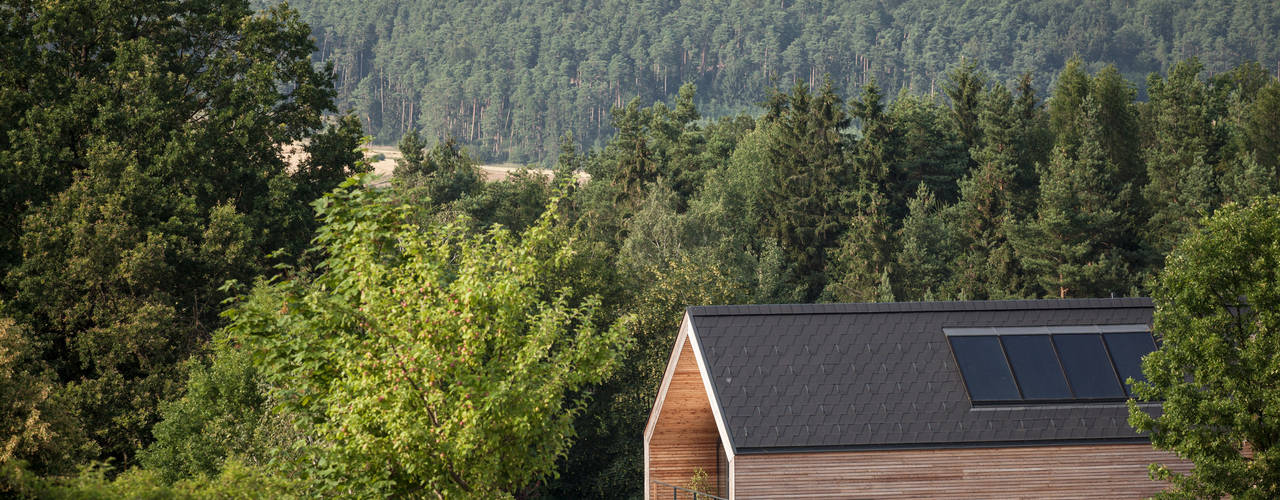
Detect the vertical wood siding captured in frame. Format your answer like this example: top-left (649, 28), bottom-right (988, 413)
top-left (648, 338), bottom-right (724, 499)
top-left (732, 444), bottom-right (1191, 499)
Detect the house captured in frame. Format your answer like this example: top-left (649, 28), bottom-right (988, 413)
top-left (643, 298), bottom-right (1192, 499)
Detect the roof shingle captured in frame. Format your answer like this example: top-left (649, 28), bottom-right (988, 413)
top-left (687, 298), bottom-right (1156, 453)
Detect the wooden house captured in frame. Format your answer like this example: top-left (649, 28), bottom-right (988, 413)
top-left (643, 298), bottom-right (1192, 499)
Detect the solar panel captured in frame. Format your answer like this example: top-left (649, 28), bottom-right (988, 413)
top-left (949, 336), bottom-right (1020, 401)
top-left (1001, 335), bottom-right (1071, 400)
top-left (1053, 334), bottom-right (1124, 399)
top-left (946, 327), bottom-right (1157, 404)
top-left (1103, 332), bottom-right (1158, 396)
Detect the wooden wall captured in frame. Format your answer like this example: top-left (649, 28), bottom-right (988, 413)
top-left (732, 443), bottom-right (1192, 499)
top-left (647, 337), bottom-right (724, 499)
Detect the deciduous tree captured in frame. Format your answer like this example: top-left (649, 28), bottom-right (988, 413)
top-left (1130, 196), bottom-right (1280, 499)
top-left (224, 176), bottom-right (630, 497)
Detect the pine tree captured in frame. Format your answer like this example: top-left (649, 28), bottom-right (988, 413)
top-left (1014, 103), bottom-right (1130, 298)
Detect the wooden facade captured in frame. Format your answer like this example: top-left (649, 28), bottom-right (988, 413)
top-left (732, 444), bottom-right (1190, 499)
top-left (645, 317), bottom-right (729, 499)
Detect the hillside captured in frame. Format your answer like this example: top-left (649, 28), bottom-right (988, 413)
top-left (276, 0), bottom-right (1280, 162)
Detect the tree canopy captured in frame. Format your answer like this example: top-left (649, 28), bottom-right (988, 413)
top-left (277, 0), bottom-right (1280, 162)
top-left (0, 0), bottom-right (365, 474)
top-left (2, 1), bottom-right (1280, 497)
top-left (1129, 196), bottom-right (1280, 499)
top-left (221, 176), bottom-right (630, 497)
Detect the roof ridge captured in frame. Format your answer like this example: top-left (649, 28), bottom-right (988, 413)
top-left (686, 297), bottom-right (1153, 317)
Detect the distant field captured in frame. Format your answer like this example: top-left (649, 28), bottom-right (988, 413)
top-left (284, 142), bottom-right (585, 184)
top-left (361, 144), bottom-right (583, 183)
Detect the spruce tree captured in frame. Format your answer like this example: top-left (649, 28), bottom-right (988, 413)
top-left (394, 129), bottom-right (429, 177)
top-left (944, 60), bottom-right (987, 153)
top-left (947, 82), bottom-right (1030, 300)
top-left (762, 79), bottom-right (851, 300)
top-left (822, 188), bottom-right (893, 303)
top-left (607, 97), bottom-right (657, 205)
top-left (1142, 58), bottom-right (1219, 260)
top-left (888, 92), bottom-right (969, 205)
top-left (1091, 66), bottom-right (1143, 190)
top-left (892, 183), bottom-right (960, 301)
top-left (1047, 56), bottom-right (1092, 148)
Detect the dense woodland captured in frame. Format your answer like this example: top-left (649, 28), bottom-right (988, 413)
top-left (276, 0), bottom-right (1280, 161)
top-left (3, 0), bottom-right (1280, 498)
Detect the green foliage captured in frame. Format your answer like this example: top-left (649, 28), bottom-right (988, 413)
top-left (394, 129), bottom-right (429, 177)
top-left (394, 137), bottom-right (484, 213)
top-left (1129, 196), bottom-right (1280, 499)
top-left (4, 0), bottom-right (1280, 491)
top-left (140, 340), bottom-right (285, 484)
top-left (1012, 110), bottom-right (1129, 298)
top-left (0, 0), bottom-right (363, 472)
top-left (0, 318), bottom-right (93, 474)
top-left (222, 176), bottom-right (631, 497)
top-left (892, 184), bottom-right (960, 301)
top-left (2, 459), bottom-right (299, 499)
top-left (823, 189), bottom-right (894, 303)
top-left (686, 467), bottom-right (711, 495)
top-left (761, 80), bottom-right (853, 300)
top-left (1142, 58), bottom-right (1221, 259)
top-left (887, 91), bottom-right (969, 208)
top-left (284, 0), bottom-right (1280, 162)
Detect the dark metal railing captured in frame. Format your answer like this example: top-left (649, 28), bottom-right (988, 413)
top-left (651, 479), bottom-right (728, 500)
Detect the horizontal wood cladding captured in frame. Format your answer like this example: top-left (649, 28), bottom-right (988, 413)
top-left (648, 337), bottom-right (723, 499)
top-left (733, 443), bottom-right (1191, 499)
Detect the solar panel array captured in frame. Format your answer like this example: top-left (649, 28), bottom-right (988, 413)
top-left (947, 328), bottom-right (1157, 404)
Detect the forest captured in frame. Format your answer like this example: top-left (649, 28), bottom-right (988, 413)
top-left (3, 0), bottom-right (1280, 498)
top-left (275, 0), bottom-right (1280, 162)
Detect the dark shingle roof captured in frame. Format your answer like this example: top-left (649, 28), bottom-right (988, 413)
top-left (687, 298), bottom-right (1155, 454)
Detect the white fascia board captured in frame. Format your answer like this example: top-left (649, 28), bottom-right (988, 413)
top-left (687, 317), bottom-right (737, 461)
top-left (644, 312), bottom-right (692, 442)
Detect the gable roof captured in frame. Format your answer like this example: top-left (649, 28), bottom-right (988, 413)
top-left (685, 298), bottom-right (1157, 454)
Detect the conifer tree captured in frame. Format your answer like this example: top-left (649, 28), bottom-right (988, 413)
top-left (394, 129), bottom-right (429, 177)
top-left (762, 79), bottom-right (851, 300)
top-left (849, 82), bottom-right (897, 186)
top-left (893, 184), bottom-right (960, 301)
top-left (1142, 58), bottom-right (1219, 259)
top-left (944, 60), bottom-right (987, 153)
top-left (1091, 66), bottom-right (1143, 190)
top-left (823, 188), bottom-right (893, 303)
top-left (947, 82), bottom-right (1030, 299)
top-left (888, 92), bottom-right (969, 205)
top-left (1014, 103), bottom-right (1129, 298)
top-left (1047, 56), bottom-right (1092, 148)
top-left (608, 97), bottom-right (657, 205)
top-left (1013, 72), bottom-right (1053, 185)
